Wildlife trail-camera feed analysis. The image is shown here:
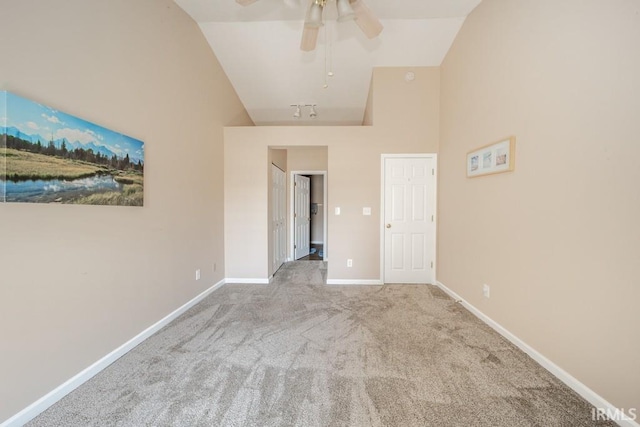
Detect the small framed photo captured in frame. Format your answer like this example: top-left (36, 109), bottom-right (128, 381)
top-left (467, 136), bottom-right (515, 178)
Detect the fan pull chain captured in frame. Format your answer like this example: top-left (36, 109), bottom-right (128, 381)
top-left (323, 23), bottom-right (329, 88)
top-left (328, 20), bottom-right (334, 78)
top-left (323, 20), bottom-right (334, 89)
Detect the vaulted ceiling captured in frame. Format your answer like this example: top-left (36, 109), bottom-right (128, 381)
top-left (174, 0), bottom-right (482, 125)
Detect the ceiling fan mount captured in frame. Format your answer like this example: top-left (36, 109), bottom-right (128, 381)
top-left (235, 0), bottom-right (383, 52)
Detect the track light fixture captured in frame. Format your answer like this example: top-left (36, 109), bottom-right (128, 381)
top-left (290, 104), bottom-right (318, 119)
top-left (291, 104), bottom-right (301, 119)
top-left (308, 104), bottom-right (317, 119)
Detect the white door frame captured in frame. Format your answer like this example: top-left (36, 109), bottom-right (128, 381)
top-left (293, 175), bottom-right (311, 260)
top-left (271, 163), bottom-right (286, 274)
top-left (290, 171), bottom-right (328, 262)
top-left (380, 154), bottom-right (437, 284)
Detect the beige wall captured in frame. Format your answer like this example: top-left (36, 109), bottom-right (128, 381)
top-left (287, 146), bottom-right (328, 172)
top-left (225, 143), bottom-right (268, 279)
top-left (0, 0), bottom-right (251, 422)
top-left (225, 66), bottom-right (440, 281)
top-left (362, 77), bottom-right (374, 126)
top-left (372, 67), bottom-right (440, 148)
top-left (438, 0), bottom-right (640, 413)
top-left (270, 148), bottom-right (287, 171)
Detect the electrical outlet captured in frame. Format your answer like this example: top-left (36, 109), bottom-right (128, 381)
top-left (196, 269), bottom-right (201, 281)
top-left (347, 259), bottom-right (353, 267)
top-left (335, 207), bottom-right (341, 215)
top-left (483, 284), bottom-right (490, 298)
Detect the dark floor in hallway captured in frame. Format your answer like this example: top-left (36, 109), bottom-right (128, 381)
top-left (298, 243), bottom-right (323, 261)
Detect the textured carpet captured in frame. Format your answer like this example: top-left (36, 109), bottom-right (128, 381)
top-left (28, 262), bottom-right (614, 426)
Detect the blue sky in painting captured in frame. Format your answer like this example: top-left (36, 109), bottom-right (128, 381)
top-left (2, 92), bottom-right (144, 164)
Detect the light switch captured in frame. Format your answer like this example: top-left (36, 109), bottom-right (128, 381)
top-left (363, 207), bottom-right (371, 216)
top-left (335, 207), bottom-right (341, 215)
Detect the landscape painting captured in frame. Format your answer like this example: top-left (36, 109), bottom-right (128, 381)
top-left (1, 92), bottom-right (6, 202)
top-left (0, 91), bottom-right (144, 206)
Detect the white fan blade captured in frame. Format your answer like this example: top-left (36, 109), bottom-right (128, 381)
top-left (300, 25), bottom-right (319, 51)
top-left (349, 0), bottom-right (383, 39)
top-left (236, 0), bottom-right (260, 6)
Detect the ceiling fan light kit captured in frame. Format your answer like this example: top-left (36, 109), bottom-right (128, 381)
top-left (235, 0), bottom-right (382, 52)
top-left (304, 0), bottom-right (325, 28)
top-left (336, 0), bottom-right (356, 22)
top-left (304, 0), bottom-right (370, 33)
top-left (300, 26), bottom-right (320, 51)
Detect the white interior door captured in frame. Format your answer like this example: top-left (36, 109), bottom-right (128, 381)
top-left (294, 175), bottom-right (311, 260)
top-left (272, 164), bottom-right (286, 273)
top-left (383, 156), bottom-right (436, 284)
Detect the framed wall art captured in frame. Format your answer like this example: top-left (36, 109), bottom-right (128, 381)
top-left (0, 91), bottom-right (144, 206)
top-left (467, 136), bottom-right (515, 178)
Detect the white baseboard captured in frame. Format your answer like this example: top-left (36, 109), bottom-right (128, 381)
top-left (435, 281), bottom-right (639, 427)
top-left (225, 278), bottom-right (269, 284)
top-left (1, 279), bottom-right (226, 427)
top-left (326, 279), bottom-right (383, 285)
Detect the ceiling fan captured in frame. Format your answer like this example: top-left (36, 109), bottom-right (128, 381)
top-left (235, 0), bottom-right (383, 52)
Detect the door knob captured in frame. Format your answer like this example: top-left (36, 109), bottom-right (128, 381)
top-left (386, 224), bottom-right (391, 228)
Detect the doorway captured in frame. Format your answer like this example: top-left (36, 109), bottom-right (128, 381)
top-left (381, 154), bottom-right (436, 284)
top-left (291, 171), bottom-right (327, 262)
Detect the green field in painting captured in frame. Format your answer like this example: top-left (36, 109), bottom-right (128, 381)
top-left (72, 171), bottom-right (144, 206)
top-left (5, 148), bottom-right (107, 180)
top-left (4, 148), bottom-right (144, 206)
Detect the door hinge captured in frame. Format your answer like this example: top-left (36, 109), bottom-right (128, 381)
top-left (431, 261), bottom-right (434, 269)
top-left (432, 169), bottom-right (434, 176)
top-left (294, 213), bottom-right (297, 218)
top-left (431, 215), bottom-right (434, 222)
top-left (294, 244), bottom-right (297, 249)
